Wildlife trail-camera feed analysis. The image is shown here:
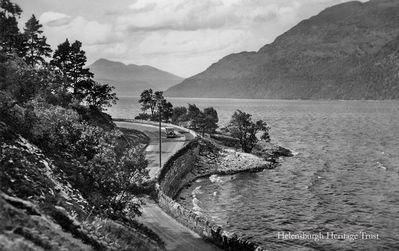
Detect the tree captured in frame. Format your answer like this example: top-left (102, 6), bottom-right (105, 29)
top-left (153, 91), bottom-right (164, 112)
top-left (0, 0), bottom-right (25, 56)
top-left (160, 99), bottom-right (173, 122)
top-left (78, 80), bottom-right (118, 110)
top-left (138, 89), bottom-right (172, 121)
top-left (171, 106), bottom-right (188, 125)
top-left (195, 107), bottom-right (219, 136)
top-left (227, 110), bottom-right (270, 153)
top-left (187, 104), bottom-right (201, 129)
top-left (138, 89), bottom-right (156, 116)
top-left (0, 54), bottom-right (47, 104)
top-left (51, 39), bottom-right (94, 95)
top-left (50, 39), bottom-right (71, 83)
top-left (50, 40), bottom-right (118, 109)
top-left (69, 40), bottom-right (93, 88)
top-left (23, 14), bottom-right (52, 66)
top-left (28, 104), bottom-right (148, 216)
top-left (202, 107), bottom-right (219, 134)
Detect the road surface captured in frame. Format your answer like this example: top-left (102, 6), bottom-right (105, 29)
top-left (116, 121), bottom-right (220, 251)
top-left (116, 121), bottom-right (194, 180)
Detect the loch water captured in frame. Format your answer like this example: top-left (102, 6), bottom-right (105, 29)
top-left (109, 97), bottom-right (399, 250)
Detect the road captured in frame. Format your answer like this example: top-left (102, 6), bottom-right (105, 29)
top-left (116, 121), bottom-right (194, 179)
top-left (116, 121), bottom-right (220, 251)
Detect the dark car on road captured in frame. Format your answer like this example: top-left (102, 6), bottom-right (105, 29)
top-left (165, 127), bottom-right (178, 138)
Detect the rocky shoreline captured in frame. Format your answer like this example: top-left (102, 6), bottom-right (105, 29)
top-left (155, 133), bottom-right (292, 250)
top-left (174, 135), bottom-right (293, 197)
top-left (114, 120), bottom-right (292, 250)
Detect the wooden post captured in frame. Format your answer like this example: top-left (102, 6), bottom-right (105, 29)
top-left (159, 106), bottom-right (162, 168)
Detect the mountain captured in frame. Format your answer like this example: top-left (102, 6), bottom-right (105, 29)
top-left (89, 59), bottom-right (184, 97)
top-left (165, 0), bottom-right (399, 100)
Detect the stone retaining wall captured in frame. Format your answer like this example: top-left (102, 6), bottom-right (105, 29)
top-left (157, 190), bottom-right (263, 251)
top-left (158, 139), bottom-right (200, 197)
top-left (115, 119), bottom-right (266, 250)
top-left (210, 133), bottom-right (240, 148)
top-left (156, 139), bottom-right (265, 251)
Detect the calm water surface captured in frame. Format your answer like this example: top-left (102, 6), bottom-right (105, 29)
top-left (109, 97), bottom-right (399, 250)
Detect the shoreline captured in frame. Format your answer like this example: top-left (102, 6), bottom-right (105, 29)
top-left (117, 119), bottom-right (292, 250)
top-left (153, 129), bottom-right (291, 250)
top-left (170, 139), bottom-right (279, 200)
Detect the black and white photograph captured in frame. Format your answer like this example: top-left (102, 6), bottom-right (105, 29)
top-left (1, 0), bottom-right (398, 250)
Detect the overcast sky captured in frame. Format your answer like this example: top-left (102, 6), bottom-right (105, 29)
top-left (15, 0), bottom-right (366, 77)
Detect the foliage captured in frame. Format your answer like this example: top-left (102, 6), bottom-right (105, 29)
top-left (137, 89), bottom-right (219, 134)
top-left (0, 0), bottom-right (144, 219)
top-left (0, 0), bottom-right (24, 56)
top-left (0, 55), bottom-right (50, 104)
top-left (134, 112), bottom-right (151, 121)
top-left (23, 14), bottom-right (52, 66)
top-left (138, 89), bottom-right (173, 121)
top-left (227, 109), bottom-right (270, 153)
top-left (77, 79), bottom-right (118, 110)
top-left (159, 99), bottom-right (173, 122)
top-left (185, 104), bottom-right (219, 135)
top-left (51, 39), bottom-right (94, 90)
top-left (187, 104), bottom-right (201, 129)
top-left (82, 217), bottom-right (164, 250)
top-left (171, 106), bottom-right (188, 125)
top-left (0, 2), bottom-right (162, 250)
top-left (201, 107), bottom-right (219, 134)
top-left (50, 39), bottom-right (117, 110)
top-left (25, 102), bottom-right (148, 216)
top-left (138, 89), bottom-right (156, 115)
top-left (86, 145), bottom-right (148, 216)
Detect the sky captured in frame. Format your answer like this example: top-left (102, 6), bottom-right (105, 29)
top-left (15, 0), bottom-right (367, 77)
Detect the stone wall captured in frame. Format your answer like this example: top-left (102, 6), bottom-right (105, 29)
top-left (156, 139), bottom-right (265, 251)
top-left (210, 134), bottom-right (240, 148)
top-left (157, 190), bottom-right (263, 251)
top-left (158, 139), bottom-right (200, 197)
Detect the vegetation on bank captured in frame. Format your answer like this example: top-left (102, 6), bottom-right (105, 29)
top-left (136, 89), bottom-right (219, 136)
top-left (227, 110), bottom-right (270, 153)
top-left (135, 90), bottom-right (271, 153)
top-left (0, 0), bottom-right (164, 250)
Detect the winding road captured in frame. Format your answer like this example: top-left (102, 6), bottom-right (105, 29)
top-left (116, 121), bottom-right (221, 251)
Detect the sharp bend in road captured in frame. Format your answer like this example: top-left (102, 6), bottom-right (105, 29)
top-left (116, 121), bottom-right (221, 251)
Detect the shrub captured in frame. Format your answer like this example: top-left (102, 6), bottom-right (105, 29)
top-left (24, 102), bottom-right (148, 218)
top-left (134, 113), bottom-right (151, 120)
top-left (228, 110), bottom-right (271, 153)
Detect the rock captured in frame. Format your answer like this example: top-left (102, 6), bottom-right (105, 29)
top-left (275, 146), bottom-right (293, 157)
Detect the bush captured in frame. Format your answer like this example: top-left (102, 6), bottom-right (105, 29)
top-left (134, 113), bottom-right (151, 120)
top-left (227, 110), bottom-right (270, 153)
top-left (20, 102), bottom-right (149, 218)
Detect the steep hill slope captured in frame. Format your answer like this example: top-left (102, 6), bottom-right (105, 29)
top-left (166, 0), bottom-right (399, 99)
top-left (90, 59), bottom-right (183, 97)
top-left (0, 121), bottom-right (164, 251)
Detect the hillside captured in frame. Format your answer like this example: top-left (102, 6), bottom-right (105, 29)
top-left (0, 4), bottom-right (165, 246)
top-left (165, 0), bottom-right (399, 100)
top-left (0, 121), bottom-right (164, 251)
top-left (89, 59), bottom-right (183, 97)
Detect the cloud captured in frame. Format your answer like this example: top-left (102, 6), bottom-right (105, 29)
top-left (137, 29), bottom-right (250, 55)
top-left (30, 0), bottom-right (361, 77)
top-left (42, 15), bottom-right (116, 47)
top-left (39, 12), bottom-right (72, 27)
top-left (111, 0), bottom-right (311, 36)
top-left (118, 0), bottom-right (235, 32)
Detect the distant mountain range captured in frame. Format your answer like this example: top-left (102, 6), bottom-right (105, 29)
top-left (165, 0), bottom-right (399, 100)
top-left (89, 59), bottom-right (183, 97)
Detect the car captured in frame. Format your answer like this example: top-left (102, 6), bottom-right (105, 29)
top-left (165, 127), bottom-right (178, 138)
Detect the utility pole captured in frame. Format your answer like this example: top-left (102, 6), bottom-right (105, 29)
top-left (158, 104), bottom-right (162, 168)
